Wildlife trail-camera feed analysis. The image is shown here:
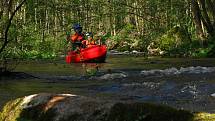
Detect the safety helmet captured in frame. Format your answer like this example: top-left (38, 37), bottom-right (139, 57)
top-left (73, 23), bottom-right (82, 30)
top-left (86, 32), bottom-right (93, 38)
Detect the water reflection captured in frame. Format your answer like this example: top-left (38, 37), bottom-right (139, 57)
top-left (81, 63), bottom-right (104, 76)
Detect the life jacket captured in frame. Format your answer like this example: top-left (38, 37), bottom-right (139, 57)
top-left (87, 40), bottom-right (95, 45)
top-left (86, 40), bottom-right (96, 47)
top-left (71, 33), bottom-right (84, 43)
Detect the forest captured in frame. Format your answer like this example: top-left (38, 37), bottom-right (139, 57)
top-left (1, 1), bottom-right (215, 120)
top-left (1, 0), bottom-right (215, 61)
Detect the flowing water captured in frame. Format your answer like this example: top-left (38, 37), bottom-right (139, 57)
top-left (1, 54), bottom-right (215, 112)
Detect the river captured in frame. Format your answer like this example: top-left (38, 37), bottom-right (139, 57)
top-left (0, 54), bottom-right (215, 112)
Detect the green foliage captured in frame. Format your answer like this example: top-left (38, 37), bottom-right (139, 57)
top-left (158, 26), bottom-right (191, 52)
top-left (5, 23), bottom-right (66, 59)
top-left (150, 26), bottom-right (200, 57)
top-left (191, 48), bottom-right (209, 58)
top-left (190, 41), bottom-right (215, 58)
top-left (1, 0), bottom-right (215, 59)
top-left (107, 24), bottom-right (147, 52)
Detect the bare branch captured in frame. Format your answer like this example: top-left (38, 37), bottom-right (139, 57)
top-left (0, 0), bottom-right (27, 54)
top-left (0, 11), bottom-right (3, 20)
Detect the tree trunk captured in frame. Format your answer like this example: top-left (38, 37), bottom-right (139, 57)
top-left (206, 0), bottom-right (215, 32)
top-left (134, 1), bottom-right (140, 33)
top-left (34, 8), bottom-right (37, 31)
top-left (0, 0), bottom-right (27, 54)
top-left (191, 0), bottom-right (205, 43)
top-left (198, 0), bottom-right (214, 35)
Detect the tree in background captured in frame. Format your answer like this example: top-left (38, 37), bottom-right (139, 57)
top-left (1, 0), bottom-right (215, 59)
top-left (191, 0), bottom-right (215, 45)
top-left (0, 0), bottom-right (26, 54)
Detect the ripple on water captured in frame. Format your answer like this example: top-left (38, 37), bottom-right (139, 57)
top-left (140, 66), bottom-right (215, 77)
top-left (198, 83), bottom-right (215, 95)
top-left (92, 84), bottom-right (121, 93)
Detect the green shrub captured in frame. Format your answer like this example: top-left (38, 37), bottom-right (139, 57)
top-left (158, 26), bottom-right (191, 52)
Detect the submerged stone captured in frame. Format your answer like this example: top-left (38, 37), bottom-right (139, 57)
top-left (95, 73), bottom-right (128, 80)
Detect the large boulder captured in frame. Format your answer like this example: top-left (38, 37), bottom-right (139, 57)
top-left (0, 93), bottom-right (110, 121)
top-left (0, 93), bottom-right (214, 121)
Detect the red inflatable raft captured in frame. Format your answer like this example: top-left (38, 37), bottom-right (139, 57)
top-left (66, 45), bottom-right (107, 63)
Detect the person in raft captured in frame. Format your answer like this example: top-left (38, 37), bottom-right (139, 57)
top-left (68, 23), bottom-right (85, 51)
top-left (82, 32), bottom-right (96, 48)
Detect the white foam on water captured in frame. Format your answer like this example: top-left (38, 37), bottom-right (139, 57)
top-left (97, 73), bottom-right (128, 80)
top-left (141, 66), bottom-right (215, 76)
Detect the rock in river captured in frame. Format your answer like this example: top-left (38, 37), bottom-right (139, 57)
top-left (1, 93), bottom-right (215, 121)
top-left (95, 73), bottom-right (128, 80)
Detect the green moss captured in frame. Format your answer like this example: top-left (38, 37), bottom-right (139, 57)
top-left (0, 98), bottom-right (23, 121)
top-left (0, 97), bottom-right (57, 121)
top-left (193, 113), bottom-right (215, 121)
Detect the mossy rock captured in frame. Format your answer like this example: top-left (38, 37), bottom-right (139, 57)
top-left (0, 93), bottom-right (109, 121)
top-left (0, 98), bottom-right (23, 121)
top-left (1, 93), bottom-right (215, 121)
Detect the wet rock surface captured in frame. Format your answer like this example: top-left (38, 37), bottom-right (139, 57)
top-left (0, 93), bottom-right (110, 121)
top-left (1, 93), bottom-right (215, 121)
